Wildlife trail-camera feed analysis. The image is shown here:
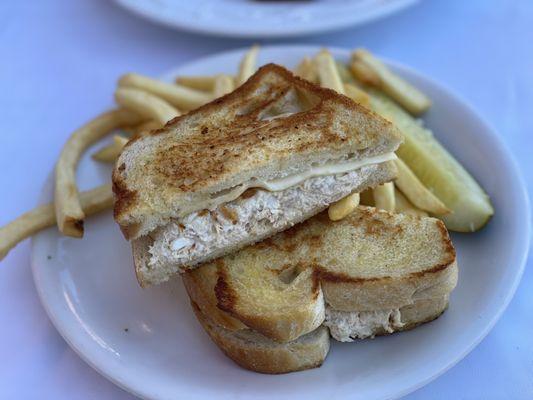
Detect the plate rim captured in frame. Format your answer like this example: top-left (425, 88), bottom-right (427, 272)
top-left (113, 0), bottom-right (420, 38)
top-left (31, 44), bottom-right (531, 400)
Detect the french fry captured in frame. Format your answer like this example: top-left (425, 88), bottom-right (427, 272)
top-left (315, 49), bottom-right (345, 94)
top-left (213, 74), bottom-right (235, 98)
top-left (120, 120), bottom-right (161, 138)
top-left (353, 49), bottom-right (431, 115)
top-left (55, 109), bottom-right (141, 237)
top-left (236, 45), bottom-right (260, 86)
top-left (394, 188), bottom-right (428, 217)
top-left (0, 185), bottom-right (113, 261)
top-left (373, 182), bottom-right (395, 212)
top-left (394, 158), bottom-right (450, 215)
top-left (344, 83), bottom-right (370, 107)
top-left (119, 126), bottom-right (135, 137)
top-left (119, 73), bottom-right (212, 111)
top-left (294, 57), bottom-right (318, 83)
top-left (335, 61), bottom-right (357, 85)
top-left (349, 59), bottom-right (381, 87)
top-left (328, 193), bottom-right (360, 221)
top-left (115, 87), bottom-right (180, 126)
top-left (92, 135), bottom-right (129, 163)
top-left (91, 121), bottom-right (161, 163)
top-left (176, 76), bottom-right (216, 91)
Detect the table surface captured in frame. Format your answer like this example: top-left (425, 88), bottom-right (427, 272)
top-left (1, 1), bottom-right (532, 399)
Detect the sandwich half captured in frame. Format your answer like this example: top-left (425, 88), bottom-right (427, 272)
top-left (113, 64), bottom-right (402, 286)
top-left (183, 206), bottom-right (458, 373)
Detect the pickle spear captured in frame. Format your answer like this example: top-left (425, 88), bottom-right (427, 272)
top-left (369, 89), bottom-right (494, 232)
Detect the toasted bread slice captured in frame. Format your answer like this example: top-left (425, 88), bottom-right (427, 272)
top-left (182, 206), bottom-right (457, 342)
top-left (191, 301), bottom-right (330, 374)
top-left (113, 64), bottom-right (401, 241)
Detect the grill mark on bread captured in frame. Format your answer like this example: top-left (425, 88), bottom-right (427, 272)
top-left (363, 219), bottom-right (404, 236)
top-left (214, 259), bottom-right (236, 313)
top-left (314, 260), bottom-right (456, 284)
top-left (409, 262), bottom-right (454, 277)
top-left (307, 234), bottom-right (323, 249)
top-left (310, 265), bottom-right (324, 296)
top-left (349, 207), bottom-right (406, 236)
top-left (313, 265), bottom-right (386, 284)
top-left (112, 175), bottom-right (139, 239)
top-left (282, 242), bottom-right (298, 253)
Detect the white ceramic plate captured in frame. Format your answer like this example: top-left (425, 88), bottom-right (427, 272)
top-left (32, 46), bottom-right (530, 400)
top-left (113, 0), bottom-right (419, 38)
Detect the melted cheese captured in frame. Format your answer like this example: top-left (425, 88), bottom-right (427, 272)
top-left (208, 152), bottom-right (396, 205)
top-left (256, 152), bottom-right (396, 191)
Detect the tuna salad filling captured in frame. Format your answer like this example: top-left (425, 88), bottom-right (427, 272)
top-left (146, 163), bottom-right (383, 271)
top-left (324, 306), bottom-right (404, 342)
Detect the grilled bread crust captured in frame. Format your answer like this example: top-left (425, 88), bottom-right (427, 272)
top-left (191, 301), bottom-right (330, 374)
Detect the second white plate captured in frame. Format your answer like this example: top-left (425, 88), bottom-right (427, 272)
top-left (114, 0), bottom-right (420, 38)
top-left (32, 46), bottom-right (530, 400)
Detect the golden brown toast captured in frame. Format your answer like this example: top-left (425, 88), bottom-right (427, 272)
top-left (191, 301), bottom-right (330, 374)
top-left (113, 64), bottom-right (401, 240)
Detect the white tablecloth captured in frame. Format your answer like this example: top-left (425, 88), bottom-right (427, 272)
top-left (0, 1), bottom-right (531, 398)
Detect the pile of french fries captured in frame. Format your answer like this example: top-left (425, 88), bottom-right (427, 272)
top-left (303, 49), bottom-right (448, 221)
top-left (0, 45), bottom-right (464, 261)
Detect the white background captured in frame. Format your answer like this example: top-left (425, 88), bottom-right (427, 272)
top-left (0, 0), bottom-right (532, 399)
